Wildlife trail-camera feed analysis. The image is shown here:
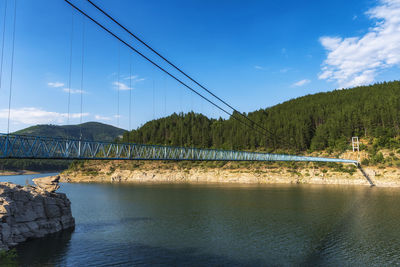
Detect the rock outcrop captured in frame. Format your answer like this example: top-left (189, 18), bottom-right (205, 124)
top-left (0, 180), bottom-right (75, 251)
top-left (33, 175), bottom-right (60, 193)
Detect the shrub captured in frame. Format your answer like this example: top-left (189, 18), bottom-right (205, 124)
top-left (361, 158), bottom-right (370, 166)
top-left (371, 152), bottom-right (384, 164)
top-left (106, 166), bottom-right (116, 175)
top-left (0, 249), bottom-right (17, 266)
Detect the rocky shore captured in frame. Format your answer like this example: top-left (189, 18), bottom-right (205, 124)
top-left (0, 176), bottom-right (75, 250)
top-left (60, 161), bottom-right (400, 187)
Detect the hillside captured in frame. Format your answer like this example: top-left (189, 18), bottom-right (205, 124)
top-left (2, 122), bottom-right (126, 172)
top-left (14, 122), bottom-right (126, 142)
top-left (122, 81), bottom-right (400, 154)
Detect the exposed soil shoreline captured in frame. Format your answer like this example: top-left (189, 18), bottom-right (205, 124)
top-left (59, 161), bottom-right (400, 187)
top-left (0, 170), bottom-right (41, 176)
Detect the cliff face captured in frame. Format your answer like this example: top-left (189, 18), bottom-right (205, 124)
top-left (0, 182), bottom-right (75, 250)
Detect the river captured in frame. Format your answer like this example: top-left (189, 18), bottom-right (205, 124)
top-left (2, 173), bottom-right (400, 266)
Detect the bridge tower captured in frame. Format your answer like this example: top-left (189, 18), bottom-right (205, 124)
top-left (352, 136), bottom-right (360, 162)
top-left (352, 137), bottom-right (359, 152)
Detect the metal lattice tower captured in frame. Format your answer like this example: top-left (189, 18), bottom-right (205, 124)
top-left (352, 137), bottom-right (359, 152)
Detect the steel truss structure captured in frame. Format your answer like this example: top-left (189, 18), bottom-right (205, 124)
top-left (0, 134), bottom-right (358, 164)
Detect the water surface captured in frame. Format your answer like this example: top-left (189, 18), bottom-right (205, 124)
top-left (2, 174), bottom-right (400, 266)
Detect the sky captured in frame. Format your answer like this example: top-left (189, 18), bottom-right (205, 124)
top-left (0, 0), bottom-right (399, 132)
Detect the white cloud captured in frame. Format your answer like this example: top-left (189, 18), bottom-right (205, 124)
top-left (254, 65), bottom-right (265, 70)
top-left (292, 79), bottom-right (311, 87)
top-left (319, 0), bottom-right (400, 88)
top-left (124, 75), bottom-right (146, 83)
top-left (113, 81), bottom-right (131, 91)
top-left (95, 115), bottom-right (112, 121)
top-left (0, 107), bottom-right (88, 125)
top-left (47, 82), bottom-right (64, 88)
top-left (62, 88), bottom-right (87, 94)
top-left (111, 75), bottom-right (145, 91)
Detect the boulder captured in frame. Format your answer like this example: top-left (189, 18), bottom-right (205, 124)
top-left (32, 176), bottom-right (60, 193)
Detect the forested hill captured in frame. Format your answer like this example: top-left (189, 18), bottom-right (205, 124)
top-left (122, 81), bottom-right (400, 152)
top-left (14, 122), bottom-right (126, 142)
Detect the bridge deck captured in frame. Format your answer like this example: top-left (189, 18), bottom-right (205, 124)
top-left (0, 134), bottom-right (358, 164)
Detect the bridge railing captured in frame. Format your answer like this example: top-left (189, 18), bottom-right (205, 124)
top-left (0, 133), bottom-right (358, 163)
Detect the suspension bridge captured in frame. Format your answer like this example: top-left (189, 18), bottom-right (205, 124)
top-left (0, 134), bottom-right (357, 163)
top-left (0, 0), bottom-right (358, 165)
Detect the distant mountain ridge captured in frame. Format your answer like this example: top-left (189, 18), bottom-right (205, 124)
top-left (14, 122), bottom-right (126, 142)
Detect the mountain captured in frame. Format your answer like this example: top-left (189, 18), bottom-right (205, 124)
top-left (14, 122), bottom-right (126, 142)
top-left (122, 81), bottom-right (400, 152)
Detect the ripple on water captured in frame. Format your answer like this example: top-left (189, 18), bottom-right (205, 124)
top-left (4, 177), bottom-right (400, 266)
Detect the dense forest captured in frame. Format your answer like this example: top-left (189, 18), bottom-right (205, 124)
top-left (122, 81), bottom-right (400, 153)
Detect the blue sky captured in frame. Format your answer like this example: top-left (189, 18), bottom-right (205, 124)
top-left (0, 0), bottom-right (399, 132)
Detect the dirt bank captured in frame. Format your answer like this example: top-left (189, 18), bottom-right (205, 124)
top-left (60, 161), bottom-right (400, 187)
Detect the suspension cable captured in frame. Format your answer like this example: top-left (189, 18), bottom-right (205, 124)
top-left (6, 0), bottom-right (16, 134)
top-left (64, 0), bottom-right (269, 139)
top-left (0, 0), bottom-right (8, 89)
top-left (67, 9), bottom-right (74, 125)
top-left (86, 0), bottom-right (271, 135)
top-left (152, 79), bottom-right (155, 120)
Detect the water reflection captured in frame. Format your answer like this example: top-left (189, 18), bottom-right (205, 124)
top-left (16, 228), bottom-right (74, 266)
top-left (300, 187), bottom-right (373, 265)
top-left (75, 217), bottom-right (152, 234)
top-left (2, 174), bottom-right (400, 266)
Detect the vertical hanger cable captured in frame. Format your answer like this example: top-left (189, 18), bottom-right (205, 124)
top-left (79, 17), bottom-right (85, 138)
top-left (67, 9), bottom-right (74, 125)
top-left (0, 0), bottom-right (8, 89)
top-left (117, 46), bottom-right (120, 128)
top-left (128, 53), bottom-right (132, 142)
top-left (6, 0), bottom-right (16, 134)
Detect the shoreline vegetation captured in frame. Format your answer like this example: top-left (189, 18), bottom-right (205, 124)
top-left (0, 159), bottom-right (71, 175)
